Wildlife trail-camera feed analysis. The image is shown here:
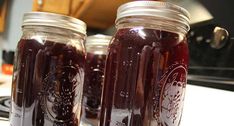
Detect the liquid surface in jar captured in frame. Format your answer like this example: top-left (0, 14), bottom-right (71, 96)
top-left (100, 28), bottom-right (188, 126)
top-left (81, 52), bottom-right (106, 125)
top-left (10, 39), bottom-right (85, 126)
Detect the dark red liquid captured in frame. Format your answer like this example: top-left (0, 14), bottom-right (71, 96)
top-left (10, 39), bottom-right (85, 126)
top-left (81, 52), bottom-right (106, 125)
top-left (100, 28), bottom-right (188, 126)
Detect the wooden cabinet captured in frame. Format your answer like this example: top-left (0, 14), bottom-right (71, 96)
top-left (0, 0), bottom-right (8, 32)
top-left (78, 0), bottom-right (131, 29)
top-left (32, 0), bottom-right (71, 15)
top-left (32, 0), bottom-right (132, 29)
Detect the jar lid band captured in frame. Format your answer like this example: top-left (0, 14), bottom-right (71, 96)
top-left (22, 12), bottom-right (87, 35)
top-left (116, 1), bottom-right (190, 32)
top-left (85, 34), bottom-right (112, 47)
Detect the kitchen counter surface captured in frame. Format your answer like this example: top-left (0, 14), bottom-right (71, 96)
top-left (0, 74), bottom-right (234, 126)
top-left (181, 84), bottom-right (234, 126)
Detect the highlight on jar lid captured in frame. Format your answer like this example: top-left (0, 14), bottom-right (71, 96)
top-left (116, 1), bottom-right (190, 31)
top-left (22, 12), bottom-right (87, 35)
top-left (85, 34), bottom-right (112, 48)
top-left (85, 34), bottom-right (112, 54)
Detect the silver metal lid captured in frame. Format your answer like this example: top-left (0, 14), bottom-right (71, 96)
top-left (85, 34), bottom-right (112, 47)
top-left (116, 1), bottom-right (190, 32)
top-left (22, 12), bottom-right (87, 35)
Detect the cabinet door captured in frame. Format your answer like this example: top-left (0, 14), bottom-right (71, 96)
top-left (32, 0), bottom-right (71, 15)
top-left (0, 0), bottom-right (8, 32)
top-left (77, 0), bottom-right (131, 29)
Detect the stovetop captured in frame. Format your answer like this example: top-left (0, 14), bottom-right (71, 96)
top-left (188, 66), bottom-right (234, 91)
top-left (0, 96), bottom-right (10, 120)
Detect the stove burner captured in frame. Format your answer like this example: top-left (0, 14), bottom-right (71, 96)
top-left (0, 96), bottom-right (10, 119)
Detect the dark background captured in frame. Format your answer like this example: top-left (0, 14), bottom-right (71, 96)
top-left (198, 0), bottom-right (234, 35)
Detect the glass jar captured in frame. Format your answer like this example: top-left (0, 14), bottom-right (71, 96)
top-left (81, 34), bottom-right (111, 126)
top-left (10, 12), bottom-right (87, 126)
top-left (100, 1), bottom-right (190, 126)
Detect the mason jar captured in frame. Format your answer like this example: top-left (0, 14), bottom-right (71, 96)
top-left (81, 34), bottom-right (111, 126)
top-left (10, 12), bottom-right (87, 126)
top-left (100, 1), bottom-right (190, 126)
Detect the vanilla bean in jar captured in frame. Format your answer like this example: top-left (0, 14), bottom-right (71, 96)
top-left (80, 34), bottom-right (111, 126)
top-left (10, 12), bottom-right (87, 126)
top-left (100, 1), bottom-right (190, 126)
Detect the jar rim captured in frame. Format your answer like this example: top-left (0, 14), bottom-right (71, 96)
top-left (85, 34), bottom-right (112, 47)
top-left (116, 1), bottom-right (190, 32)
top-left (22, 12), bottom-right (87, 35)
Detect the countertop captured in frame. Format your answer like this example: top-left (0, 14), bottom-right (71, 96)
top-left (180, 84), bottom-right (234, 126)
top-left (0, 74), bottom-right (234, 126)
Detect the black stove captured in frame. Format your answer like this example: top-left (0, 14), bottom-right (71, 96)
top-left (188, 24), bottom-right (234, 91)
top-left (0, 96), bottom-right (10, 120)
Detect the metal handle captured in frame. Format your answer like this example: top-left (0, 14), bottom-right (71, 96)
top-left (210, 27), bottom-right (229, 49)
top-left (37, 0), bottom-right (43, 10)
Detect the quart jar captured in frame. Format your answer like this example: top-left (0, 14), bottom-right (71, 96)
top-left (81, 34), bottom-right (111, 126)
top-left (100, 1), bottom-right (190, 126)
top-left (10, 12), bottom-right (87, 126)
